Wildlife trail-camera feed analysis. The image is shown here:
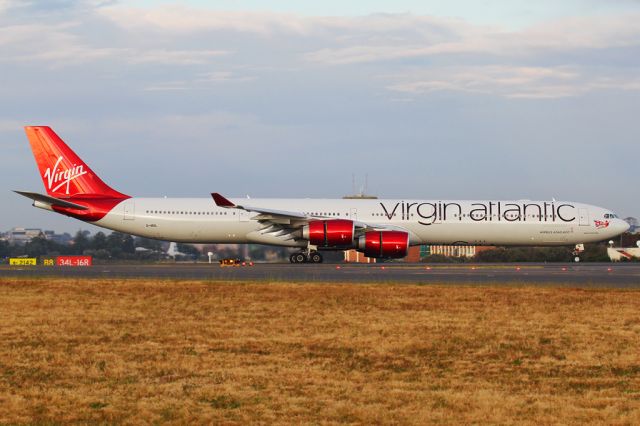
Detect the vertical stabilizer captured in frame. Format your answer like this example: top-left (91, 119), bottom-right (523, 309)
top-left (24, 126), bottom-right (128, 199)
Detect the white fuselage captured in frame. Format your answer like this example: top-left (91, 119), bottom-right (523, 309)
top-left (91, 198), bottom-right (628, 248)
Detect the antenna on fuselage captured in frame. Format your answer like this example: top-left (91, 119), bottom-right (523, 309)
top-left (343, 174), bottom-right (378, 199)
top-left (365, 173), bottom-right (369, 196)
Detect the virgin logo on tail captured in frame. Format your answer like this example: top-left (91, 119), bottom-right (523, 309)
top-left (44, 156), bottom-right (87, 194)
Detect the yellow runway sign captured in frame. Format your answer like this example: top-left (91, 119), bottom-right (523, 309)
top-left (9, 258), bottom-right (37, 266)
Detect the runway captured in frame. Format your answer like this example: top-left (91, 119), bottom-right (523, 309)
top-left (2, 262), bottom-right (640, 287)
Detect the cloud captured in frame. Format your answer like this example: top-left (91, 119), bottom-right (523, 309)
top-left (0, 22), bottom-right (121, 65)
top-left (0, 22), bottom-right (229, 67)
top-left (131, 49), bottom-right (229, 65)
top-left (304, 14), bottom-right (640, 65)
top-left (143, 71), bottom-right (255, 91)
top-left (99, 5), bottom-right (317, 35)
top-left (100, 6), bottom-right (640, 68)
top-left (385, 65), bottom-right (640, 98)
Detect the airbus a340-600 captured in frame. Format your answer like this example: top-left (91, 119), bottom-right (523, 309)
top-left (15, 126), bottom-right (629, 263)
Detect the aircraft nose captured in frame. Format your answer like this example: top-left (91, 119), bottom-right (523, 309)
top-left (615, 219), bottom-right (630, 234)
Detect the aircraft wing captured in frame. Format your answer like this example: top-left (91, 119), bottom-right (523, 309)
top-left (211, 192), bottom-right (402, 233)
top-left (212, 193), bottom-right (308, 220)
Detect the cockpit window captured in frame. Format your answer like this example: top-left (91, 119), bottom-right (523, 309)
top-left (604, 213), bottom-right (618, 219)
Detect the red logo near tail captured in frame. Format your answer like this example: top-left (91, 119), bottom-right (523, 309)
top-left (594, 220), bottom-right (610, 229)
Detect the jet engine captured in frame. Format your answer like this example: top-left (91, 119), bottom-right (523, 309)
top-left (302, 219), bottom-right (355, 247)
top-left (357, 230), bottom-right (409, 259)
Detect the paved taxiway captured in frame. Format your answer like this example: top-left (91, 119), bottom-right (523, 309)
top-left (1, 263), bottom-right (639, 287)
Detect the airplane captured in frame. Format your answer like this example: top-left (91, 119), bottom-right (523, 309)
top-left (14, 126), bottom-right (630, 263)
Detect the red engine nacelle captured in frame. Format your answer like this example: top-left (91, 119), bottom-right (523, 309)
top-left (302, 219), bottom-right (355, 247)
top-left (357, 231), bottom-right (410, 259)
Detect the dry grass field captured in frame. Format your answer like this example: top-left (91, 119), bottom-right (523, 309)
top-left (0, 278), bottom-right (639, 425)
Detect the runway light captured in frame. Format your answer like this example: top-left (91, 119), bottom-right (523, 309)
top-left (242, 262), bottom-right (246, 266)
top-left (471, 266), bottom-right (476, 270)
top-left (381, 266), bottom-right (385, 270)
top-left (249, 262), bottom-right (254, 267)
top-left (425, 266), bottom-right (431, 270)
top-left (607, 267), bottom-right (612, 272)
top-left (516, 266), bottom-right (521, 271)
top-left (561, 267), bottom-right (567, 271)
top-left (336, 265), bottom-right (341, 270)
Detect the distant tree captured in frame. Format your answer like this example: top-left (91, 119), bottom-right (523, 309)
top-left (106, 232), bottom-right (125, 258)
top-left (421, 254), bottom-right (464, 263)
top-left (23, 237), bottom-right (49, 257)
top-left (92, 249), bottom-right (111, 260)
top-left (474, 248), bottom-right (509, 262)
top-left (474, 247), bottom-right (573, 262)
top-left (24, 236), bottom-right (67, 257)
top-left (134, 237), bottom-right (163, 252)
top-left (99, 232), bottom-right (137, 259)
top-left (72, 230), bottom-right (90, 254)
top-left (0, 240), bottom-right (9, 258)
top-left (580, 243), bottom-right (609, 262)
top-left (122, 234), bottom-right (135, 254)
top-left (91, 232), bottom-right (107, 250)
top-left (177, 243), bottom-right (200, 259)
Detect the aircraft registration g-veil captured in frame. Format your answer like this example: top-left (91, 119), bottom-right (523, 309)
top-left (15, 126), bottom-right (629, 263)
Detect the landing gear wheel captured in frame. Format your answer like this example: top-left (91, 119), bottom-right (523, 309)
top-left (289, 254), bottom-right (297, 264)
top-left (310, 252), bottom-right (323, 263)
top-left (574, 256), bottom-right (581, 263)
top-left (294, 253), bottom-right (307, 263)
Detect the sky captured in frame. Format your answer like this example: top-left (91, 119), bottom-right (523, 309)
top-left (1, 0), bottom-right (639, 234)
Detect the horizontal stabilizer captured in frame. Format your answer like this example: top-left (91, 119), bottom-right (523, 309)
top-left (13, 190), bottom-right (89, 210)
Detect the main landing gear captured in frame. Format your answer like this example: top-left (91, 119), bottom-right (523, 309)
top-left (289, 251), bottom-right (323, 264)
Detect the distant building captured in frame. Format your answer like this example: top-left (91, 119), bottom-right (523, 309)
top-left (344, 249), bottom-right (376, 263)
top-left (428, 245), bottom-right (474, 257)
top-left (3, 228), bottom-right (73, 245)
top-left (5, 227), bottom-right (46, 245)
top-left (406, 246), bottom-right (421, 262)
top-left (44, 230), bottom-right (73, 245)
top-left (426, 245), bottom-right (492, 258)
top-left (345, 245), bottom-right (493, 263)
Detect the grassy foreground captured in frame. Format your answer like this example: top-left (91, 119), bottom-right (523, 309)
top-left (0, 279), bottom-right (639, 424)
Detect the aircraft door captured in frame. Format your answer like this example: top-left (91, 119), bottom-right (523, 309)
top-left (239, 210), bottom-right (250, 222)
top-left (123, 201), bottom-right (135, 220)
top-left (578, 208), bottom-right (589, 226)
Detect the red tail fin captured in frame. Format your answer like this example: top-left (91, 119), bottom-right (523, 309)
top-left (24, 126), bottom-right (128, 199)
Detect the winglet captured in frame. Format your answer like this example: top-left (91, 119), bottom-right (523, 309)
top-left (211, 192), bottom-right (236, 208)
